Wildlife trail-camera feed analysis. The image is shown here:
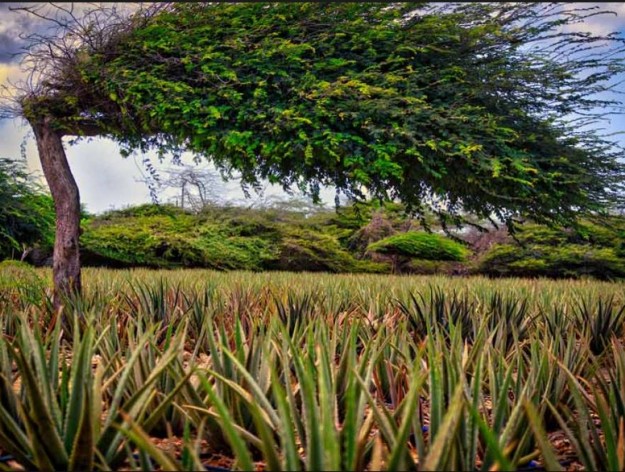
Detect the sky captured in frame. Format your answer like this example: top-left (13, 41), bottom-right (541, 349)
top-left (1, 2), bottom-right (624, 214)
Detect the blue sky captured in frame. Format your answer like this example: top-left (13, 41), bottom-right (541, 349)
top-left (1, 2), bottom-right (624, 214)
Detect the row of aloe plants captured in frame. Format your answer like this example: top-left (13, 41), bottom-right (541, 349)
top-left (0, 269), bottom-right (624, 470)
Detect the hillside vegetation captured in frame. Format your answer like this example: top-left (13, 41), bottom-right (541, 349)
top-left (18, 201), bottom-right (623, 280)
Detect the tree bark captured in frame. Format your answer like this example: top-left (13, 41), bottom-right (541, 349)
top-left (31, 117), bottom-right (82, 311)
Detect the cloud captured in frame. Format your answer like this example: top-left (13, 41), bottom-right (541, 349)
top-left (561, 3), bottom-right (625, 36)
top-left (0, 3), bottom-right (41, 64)
top-left (0, 3), bottom-right (140, 64)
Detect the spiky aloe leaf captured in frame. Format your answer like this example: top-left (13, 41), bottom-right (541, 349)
top-left (421, 383), bottom-right (465, 472)
top-left (64, 327), bottom-right (94, 456)
top-left (0, 405), bottom-right (36, 470)
top-left (118, 411), bottom-right (180, 471)
top-left (11, 347), bottom-right (68, 470)
top-left (270, 367), bottom-right (302, 471)
top-left (386, 366), bottom-right (426, 471)
top-left (195, 372), bottom-right (255, 471)
top-left (522, 399), bottom-right (563, 472)
top-left (68, 388), bottom-right (94, 472)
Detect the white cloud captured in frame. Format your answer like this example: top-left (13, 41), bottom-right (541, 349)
top-left (561, 3), bottom-right (625, 36)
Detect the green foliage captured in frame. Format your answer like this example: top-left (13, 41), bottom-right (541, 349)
top-left (81, 211), bottom-right (278, 270)
top-left (23, 3), bottom-right (625, 228)
top-left (0, 260), bottom-right (46, 306)
top-left (80, 203), bottom-right (387, 272)
top-left (0, 308), bottom-right (192, 470)
top-left (270, 226), bottom-right (386, 273)
top-left (367, 231), bottom-right (470, 262)
top-left (477, 217), bottom-right (625, 280)
top-left (0, 158), bottom-right (55, 259)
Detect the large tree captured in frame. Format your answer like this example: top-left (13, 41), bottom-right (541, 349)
top-left (4, 2), bottom-right (625, 307)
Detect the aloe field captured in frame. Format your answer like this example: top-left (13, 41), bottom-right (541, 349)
top-left (1, 264), bottom-right (625, 471)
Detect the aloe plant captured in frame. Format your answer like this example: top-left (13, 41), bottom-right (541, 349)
top-left (1, 266), bottom-right (625, 470)
top-left (574, 295), bottom-right (625, 355)
top-left (0, 311), bottom-right (187, 470)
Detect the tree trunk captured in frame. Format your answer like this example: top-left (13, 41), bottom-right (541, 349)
top-left (31, 117), bottom-right (82, 311)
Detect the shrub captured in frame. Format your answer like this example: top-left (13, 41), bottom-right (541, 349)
top-left (478, 244), bottom-right (625, 280)
top-left (270, 227), bottom-right (387, 273)
top-left (0, 260), bottom-right (46, 304)
top-left (475, 216), bottom-right (625, 280)
top-left (0, 158), bottom-right (55, 260)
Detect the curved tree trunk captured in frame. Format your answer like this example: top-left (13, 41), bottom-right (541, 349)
top-left (31, 117), bottom-right (82, 311)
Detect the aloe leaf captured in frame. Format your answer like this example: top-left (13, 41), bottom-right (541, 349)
top-left (18, 402), bottom-right (59, 472)
top-left (142, 369), bottom-right (194, 433)
top-left (618, 417), bottom-right (625, 472)
top-left (316, 343), bottom-right (341, 471)
top-left (0, 419), bottom-right (36, 471)
top-left (386, 367), bottom-right (425, 471)
top-left (185, 404), bottom-right (264, 450)
top-left (270, 367), bottom-right (302, 471)
top-left (220, 348), bottom-right (280, 427)
top-left (291, 343), bottom-right (323, 472)
top-left (544, 400), bottom-right (595, 471)
top-left (522, 399), bottom-right (563, 472)
top-left (100, 342), bottom-right (180, 462)
top-left (11, 348), bottom-right (68, 469)
top-left (421, 383), bottom-right (465, 472)
top-left (68, 388), bottom-right (94, 472)
top-left (239, 388), bottom-right (282, 471)
top-left (101, 329), bottom-right (156, 432)
top-left (64, 327), bottom-right (94, 454)
top-left (195, 372), bottom-right (255, 471)
top-left (118, 411), bottom-right (180, 471)
top-left (466, 401), bottom-right (514, 471)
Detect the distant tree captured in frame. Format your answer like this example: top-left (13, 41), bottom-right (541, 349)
top-left (3, 2), bottom-right (625, 305)
top-left (137, 163), bottom-right (230, 211)
top-left (0, 158), bottom-right (55, 260)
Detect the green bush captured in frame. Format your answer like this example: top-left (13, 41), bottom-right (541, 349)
top-left (81, 213), bottom-right (279, 270)
top-left (367, 231), bottom-right (470, 262)
top-left (0, 260), bottom-right (46, 304)
top-left (0, 158), bottom-right (55, 260)
top-left (269, 227), bottom-right (387, 273)
top-left (478, 244), bottom-right (625, 280)
top-left (78, 202), bottom-right (625, 279)
top-left (80, 203), bottom-right (386, 273)
top-left (476, 216), bottom-right (625, 280)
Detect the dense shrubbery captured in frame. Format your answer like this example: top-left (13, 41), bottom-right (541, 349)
top-left (366, 231), bottom-right (470, 274)
top-left (6, 198), bottom-right (624, 279)
top-left (0, 158), bottom-right (55, 260)
top-left (80, 203), bottom-right (387, 273)
top-left (477, 220), bottom-right (625, 280)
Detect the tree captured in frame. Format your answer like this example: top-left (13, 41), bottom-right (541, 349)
top-left (367, 231), bottom-right (470, 273)
top-left (0, 157), bottom-right (55, 260)
top-left (3, 2), bottom-right (625, 306)
top-left (138, 163), bottom-right (231, 211)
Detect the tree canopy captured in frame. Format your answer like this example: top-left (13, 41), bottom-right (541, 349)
top-left (18, 2), bottom-right (625, 229)
top-left (6, 2), bottom-right (625, 303)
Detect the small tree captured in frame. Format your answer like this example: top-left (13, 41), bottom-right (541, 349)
top-left (3, 3), bottom-right (625, 306)
top-left (367, 231), bottom-right (470, 273)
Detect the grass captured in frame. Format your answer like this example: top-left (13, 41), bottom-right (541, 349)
top-left (0, 267), bottom-right (624, 470)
